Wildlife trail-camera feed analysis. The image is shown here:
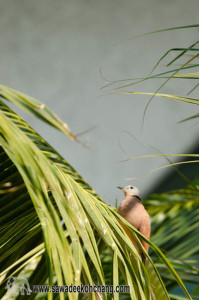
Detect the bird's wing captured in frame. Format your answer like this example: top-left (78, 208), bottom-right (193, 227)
top-left (139, 218), bottom-right (151, 253)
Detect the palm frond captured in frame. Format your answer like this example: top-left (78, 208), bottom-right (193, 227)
top-left (0, 96), bottom-right (192, 299)
top-left (101, 26), bottom-right (199, 299)
top-left (0, 84), bottom-right (78, 142)
top-left (144, 179), bottom-right (199, 299)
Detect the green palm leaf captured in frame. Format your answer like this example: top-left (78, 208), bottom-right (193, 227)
top-left (144, 180), bottom-right (199, 299)
top-left (0, 92), bottom-right (192, 299)
top-left (101, 24), bottom-right (199, 299)
top-left (0, 84), bottom-right (79, 142)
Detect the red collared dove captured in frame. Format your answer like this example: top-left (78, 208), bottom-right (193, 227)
top-left (117, 185), bottom-right (151, 263)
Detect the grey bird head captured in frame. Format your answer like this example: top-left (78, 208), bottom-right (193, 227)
top-left (118, 185), bottom-right (140, 197)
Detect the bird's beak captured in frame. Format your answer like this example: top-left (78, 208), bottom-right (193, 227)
top-left (117, 186), bottom-right (123, 190)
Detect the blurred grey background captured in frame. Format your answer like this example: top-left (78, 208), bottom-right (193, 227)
top-left (0, 0), bottom-right (198, 205)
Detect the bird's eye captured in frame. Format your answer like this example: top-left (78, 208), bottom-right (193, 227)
top-left (130, 186), bottom-right (133, 189)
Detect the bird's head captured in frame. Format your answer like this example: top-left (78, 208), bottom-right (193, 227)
top-left (118, 185), bottom-right (140, 197)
